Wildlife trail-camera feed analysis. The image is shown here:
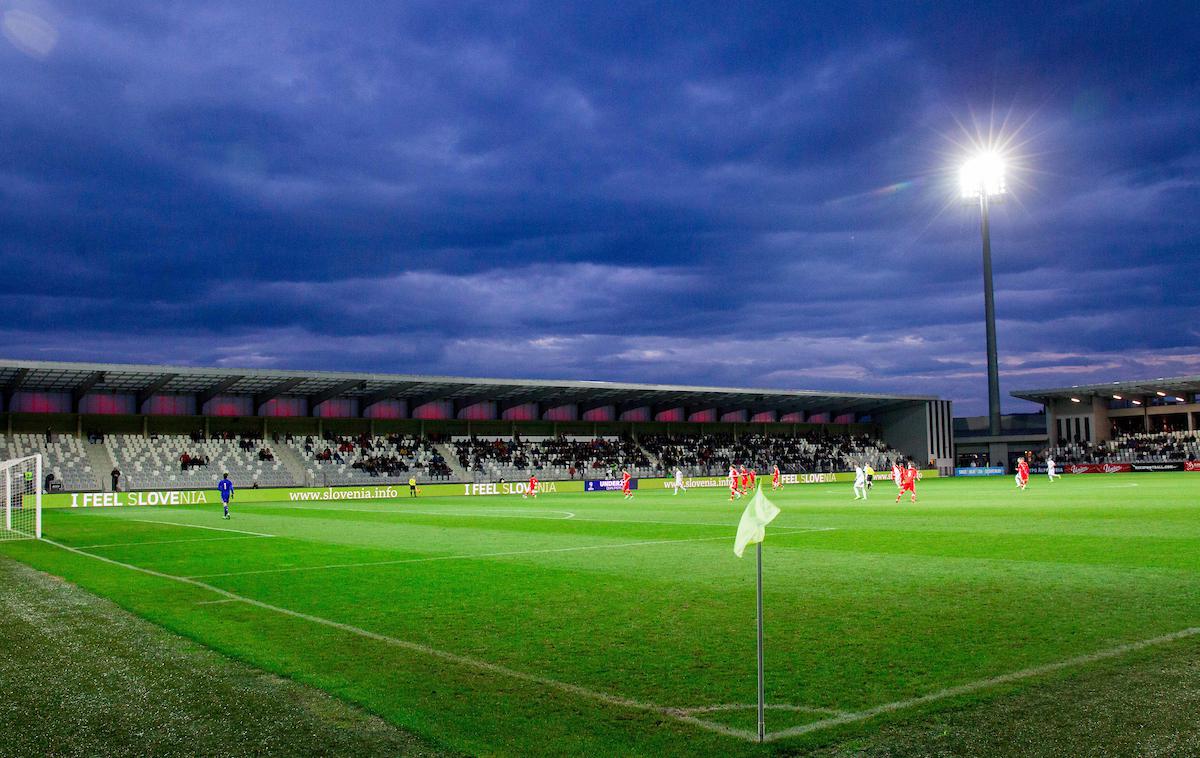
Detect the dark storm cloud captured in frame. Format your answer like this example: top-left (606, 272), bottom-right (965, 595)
top-left (0, 0), bottom-right (1197, 414)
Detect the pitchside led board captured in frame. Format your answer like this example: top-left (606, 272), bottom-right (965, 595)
top-left (44, 470), bottom-right (945, 509)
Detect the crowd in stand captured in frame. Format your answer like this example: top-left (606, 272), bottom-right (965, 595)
top-left (450, 431), bottom-right (903, 479)
top-left (304, 433), bottom-right (452, 480)
top-left (178, 452), bottom-right (210, 470)
top-left (1047, 430), bottom-right (1200, 464)
top-left (640, 432), bottom-right (902, 475)
top-left (452, 435), bottom-right (651, 477)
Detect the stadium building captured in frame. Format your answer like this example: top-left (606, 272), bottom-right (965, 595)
top-left (952, 376), bottom-right (1200, 472)
top-left (0, 359), bottom-right (954, 492)
top-left (1013, 376), bottom-right (1200, 443)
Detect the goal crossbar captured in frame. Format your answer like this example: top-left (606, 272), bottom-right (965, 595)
top-left (1, 454), bottom-right (42, 541)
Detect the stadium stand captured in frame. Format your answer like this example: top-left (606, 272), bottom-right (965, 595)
top-left (2, 427), bottom-right (911, 492)
top-left (285, 434), bottom-right (453, 486)
top-left (107, 434), bottom-right (295, 491)
top-left (0, 433), bottom-right (99, 491)
top-left (640, 432), bottom-right (905, 475)
top-left (452, 436), bottom-right (656, 481)
top-left (1047, 430), bottom-right (1200, 464)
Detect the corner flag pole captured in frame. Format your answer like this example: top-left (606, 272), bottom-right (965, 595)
top-left (756, 541), bottom-right (766, 742)
top-left (734, 485), bottom-right (779, 743)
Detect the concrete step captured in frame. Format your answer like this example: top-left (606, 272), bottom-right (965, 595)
top-left (435, 443), bottom-right (472, 483)
top-left (273, 443), bottom-right (311, 488)
top-left (83, 438), bottom-right (116, 491)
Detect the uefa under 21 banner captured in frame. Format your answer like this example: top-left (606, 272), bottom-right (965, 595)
top-left (585, 479), bottom-right (638, 491)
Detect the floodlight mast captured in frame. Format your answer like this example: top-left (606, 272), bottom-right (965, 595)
top-left (961, 153), bottom-right (1007, 441)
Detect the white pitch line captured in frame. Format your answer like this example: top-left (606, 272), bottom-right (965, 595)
top-left (249, 503), bottom-right (831, 531)
top-left (764, 626), bottom-right (1200, 742)
top-left (76, 535), bottom-right (268, 550)
top-left (195, 598), bottom-right (240, 605)
top-left (676, 702), bottom-right (849, 717)
top-left (397, 509), bottom-right (577, 521)
top-left (127, 519), bottom-right (276, 538)
top-left (41, 538), bottom-right (755, 742)
top-left (186, 529), bottom-right (834, 580)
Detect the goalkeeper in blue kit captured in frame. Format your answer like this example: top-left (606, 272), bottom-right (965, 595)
top-left (218, 473), bottom-right (234, 519)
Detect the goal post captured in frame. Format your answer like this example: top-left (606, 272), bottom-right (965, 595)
top-left (1, 454), bottom-right (42, 541)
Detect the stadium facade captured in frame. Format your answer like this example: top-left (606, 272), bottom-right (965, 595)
top-left (1013, 375), bottom-right (1200, 444)
top-left (0, 359), bottom-right (955, 490)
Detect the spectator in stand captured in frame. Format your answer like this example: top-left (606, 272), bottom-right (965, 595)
top-left (111, 467), bottom-right (121, 492)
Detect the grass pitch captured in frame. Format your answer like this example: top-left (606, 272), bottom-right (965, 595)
top-left (3, 473), bottom-right (1200, 755)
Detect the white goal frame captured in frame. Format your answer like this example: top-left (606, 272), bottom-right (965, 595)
top-left (2, 454), bottom-right (42, 540)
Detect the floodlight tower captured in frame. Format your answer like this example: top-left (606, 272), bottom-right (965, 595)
top-left (960, 152), bottom-right (1007, 438)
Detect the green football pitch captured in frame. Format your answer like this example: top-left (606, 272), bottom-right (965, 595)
top-left (3, 473), bottom-right (1199, 755)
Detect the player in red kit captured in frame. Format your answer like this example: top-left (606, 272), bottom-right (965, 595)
top-left (1015, 457), bottom-right (1030, 490)
top-left (729, 465), bottom-right (741, 501)
top-left (771, 465), bottom-right (781, 490)
top-left (895, 461), bottom-right (919, 503)
top-left (523, 474), bottom-right (538, 499)
top-left (739, 465), bottom-right (749, 495)
top-left (621, 469), bottom-right (632, 499)
top-left (748, 468), bottom-right (757, 489)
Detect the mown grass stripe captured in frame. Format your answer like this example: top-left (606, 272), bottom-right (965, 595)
top-left (764, 625), bottom-right (1200, 741)
top-left (42, 538), bottom-right (759, 741)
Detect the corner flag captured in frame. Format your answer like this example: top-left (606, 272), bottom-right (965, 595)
top-left (733, 484), bottom-right (780, 742)
top-left (734, 485), bottom-right (780, 558)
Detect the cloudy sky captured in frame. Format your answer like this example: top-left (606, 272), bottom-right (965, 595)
top-left (1, 1), bottom-right (1196, 414)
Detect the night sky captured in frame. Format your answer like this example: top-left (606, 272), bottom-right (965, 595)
top-left (2, 1), bottom-right (1197, 414)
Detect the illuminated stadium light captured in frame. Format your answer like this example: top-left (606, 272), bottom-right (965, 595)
top-left (960, 151), bottom-right (1007, 199)
top-left (961, 146), bottom-right (1011, 440)
top-left (1175, 397), bottom-right (1187, 403)
top-left (1070, 397), bottom-right (1081, 403)
top-left (1112, 394), bottom-right (1122, 400)
top-left (1156, 391), bottom-right (1167, 396)
top-left (1131, 400), bottom-right (1142, 405)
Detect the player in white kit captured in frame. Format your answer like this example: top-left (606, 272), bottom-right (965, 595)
top-left (853, 465), bottom-right (868, 500)
top-left (1047, 457), bottom-right (1060, 481)
top-left (672, 467), bottom-right (686, 495)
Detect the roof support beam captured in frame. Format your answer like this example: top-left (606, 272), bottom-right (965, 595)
top-left (1, 368), bottom-right (29, 411)
top-left (254, 377), bottom-right (308, 411)
top-left (71, 372), bottom-right (106, 414)
top-left (401, 396), bottom-right (444, 415)
top-left (359, 384), bottom-right (411, 414)
top-left (197, 376), bottom-right (244, 408)
top-left (307, 380), bottom-right (365, 414)
top-left (578, 399), bottom-right (617, 416)
top-left (451, 395), bottom-right (494, 411)
top-left (496, 399), bottom-right (539, 421)
top-left (136, 373), bottom-right (179, 409)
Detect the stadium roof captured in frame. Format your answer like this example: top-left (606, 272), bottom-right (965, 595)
top-left (0, 359), bottom-right (935, 416)
top-left (1012, 375), bottom-right (1200, 404)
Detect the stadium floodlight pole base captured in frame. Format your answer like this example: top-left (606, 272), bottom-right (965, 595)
top-left (757, 541), bottom-right (765, 742)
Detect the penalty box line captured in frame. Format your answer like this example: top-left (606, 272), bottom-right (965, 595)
top-left (250, 502), bottom-right (833, 531)
top-left (185, 528), bottom-right (836, 580)
top-left (40, 538), bottom-right (757, 742)
top-left (128, 519), bottom-right (276, 538)
top-left (763, 625), bottom-right (1200, 742)
top-left (76, 535), bottom-right (270, 550)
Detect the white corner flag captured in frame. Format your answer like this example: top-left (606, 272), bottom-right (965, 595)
top-left (734, 485), bottom-right (780, 558)
top-left (734, 484), bottom-right (780, 742)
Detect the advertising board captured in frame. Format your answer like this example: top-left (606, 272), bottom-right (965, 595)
top-left (1064, 463), bottom-right (1132, 474)
top-left (954, 466), bottom-right (1006, 477)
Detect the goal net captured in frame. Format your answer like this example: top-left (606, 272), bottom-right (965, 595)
top-left (1, 454), bottom-right (41, 541)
